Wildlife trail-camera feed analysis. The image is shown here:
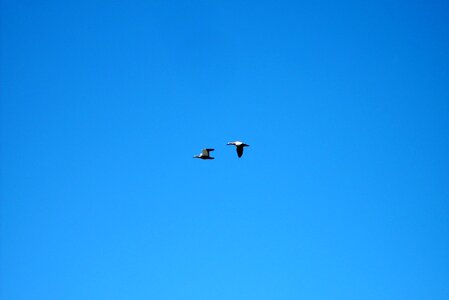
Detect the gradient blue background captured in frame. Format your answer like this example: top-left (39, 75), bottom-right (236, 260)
top-left (1, 1), bottom-right (448, 299)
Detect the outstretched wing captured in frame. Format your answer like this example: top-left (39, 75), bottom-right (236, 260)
top-left (202, 148), bottom-right (214, 156)
top-left (236, 146), bottom-right (243, 158)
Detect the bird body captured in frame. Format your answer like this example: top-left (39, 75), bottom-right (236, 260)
top-left (193, 148), bottom-right (215, 159)
top-left (227, 141), bottom-right (250, 158)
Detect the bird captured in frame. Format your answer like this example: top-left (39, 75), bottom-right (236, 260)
top-left (193, 148), bottom-right (215, 160)
top-left (227, 141), bottom-right (250, 158)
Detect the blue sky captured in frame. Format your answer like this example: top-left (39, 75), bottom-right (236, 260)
top-left (1, 0), bottom-right (448, 299)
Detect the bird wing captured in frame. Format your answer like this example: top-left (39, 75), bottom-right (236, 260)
top-left (202, 148), bottom-right (214, 156)
top-left (236, 146), bottom-right (243, 157)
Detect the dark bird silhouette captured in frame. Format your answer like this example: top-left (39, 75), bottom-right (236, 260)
top-left (227, 141), bottom-right (250, 158)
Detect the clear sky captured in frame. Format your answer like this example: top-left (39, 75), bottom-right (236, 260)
top-left (1, 1), bottom-right (448, 299)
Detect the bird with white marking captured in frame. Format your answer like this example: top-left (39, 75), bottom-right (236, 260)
top-left (193, 148), bottom-right (215, 160)
top-left (227, 141), bottom-right (250, 158)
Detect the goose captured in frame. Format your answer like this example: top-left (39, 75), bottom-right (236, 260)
top-left (193, 148), bottom-right (215, 160)
top-left (227, 141), bottom-right (250, 158)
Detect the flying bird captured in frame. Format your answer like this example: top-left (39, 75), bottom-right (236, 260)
top-left (227, 141), bottom-right (250, 158)
top-left (193, 148), bottom-right (215, 160)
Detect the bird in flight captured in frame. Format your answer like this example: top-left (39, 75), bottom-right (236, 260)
top-left (193, 148), bottom-right (215, 160)
top-left (227, 141), bottom-right (250, 158)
